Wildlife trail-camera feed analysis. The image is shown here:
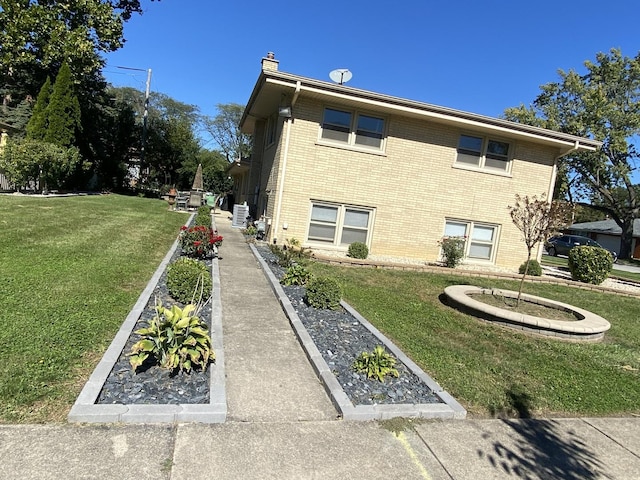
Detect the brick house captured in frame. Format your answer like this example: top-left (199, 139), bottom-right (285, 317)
top-left (234, 53), bottom-right (600, 270)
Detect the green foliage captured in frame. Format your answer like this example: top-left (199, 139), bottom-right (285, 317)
top-left (568, 246), bottom-right (614, 284)
top-left (269, 243), bottom-right (311, 268)
top-left (243, 225), bottom-right (258, 236)
top-left (305, 276), bottom-right (341, 309)
top-left (347, 242), bottom-right (369, 259)
top-left (26, 77), bottom-right (52, 140)
top-left (178, 225), bottom-right (222, 258)
top-left (518, 259), bottom-right (542, 276)
top-left (194, 206), bottom-right (212, 227)
top-left (129, 303), bottom-right (214, 373)
top-left (504, 49), bottom-right (640, 259)
top-left (0, 138), bottom-right (88, 190)
top-left (202, 103), bottom-right (252, 162)
top-left (166, 258), bottom-right (212, 304)
top-left (44, 62), bottom-right (81, 148)
top-left (280, 264), bottom-right (311, 286)
top-left (439, 236), bottom-right (465, 268)
top-left (353, 345), bottom-right (399, 382)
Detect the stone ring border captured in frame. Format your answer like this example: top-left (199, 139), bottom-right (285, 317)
top-left (250, 244), bottom-right (466, 420)
top-left (444, 285), bottom-right (611, 342)
top-left (68, 213), bottom-right (227, 424)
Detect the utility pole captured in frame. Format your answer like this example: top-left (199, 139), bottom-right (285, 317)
top-left (116, 65), bottom-right (152, 186)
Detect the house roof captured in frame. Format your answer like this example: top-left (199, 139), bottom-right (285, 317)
top-left (569, 218), bottom-right (640, 237)
top-left (240, 68), bottom-right (602, 154)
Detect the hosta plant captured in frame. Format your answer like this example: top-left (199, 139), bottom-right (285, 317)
top-left (353, 345), bottom-right (399, 382)
top-left (129, 303), bottom-right (214, 373)
top-left (280, 264), bottom-right (311, 286)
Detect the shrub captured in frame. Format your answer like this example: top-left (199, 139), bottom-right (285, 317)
top-left (129, 303), bottom-right (214, 373)
top-left (347, 242), bottom-right (369, 259)
top-left (439, 236), bottom-right (465, 268)
top-left (167, 258), bottom-right (212, 304)
top-left (568, 246), bottom-right (613, 284)
top-left (305, 276), bottom-right (341, 310)
top-left (194, 206), bottom-right (212, 227)
top-left (269, 243), bottom-right (310, 268)
top-left (280, 264), bottom-right (311, 286)
top-left (178, 225), bottom-right (223, 257)
top-left (353, 345), bottom-right (399, 382)
top-left (518, 259), bottom-right (542, 276)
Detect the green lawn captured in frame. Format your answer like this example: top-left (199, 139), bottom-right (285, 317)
top-left (0, 194), bottom-right (187, 423)
top-left (310, 263), bottom-right (640, 418)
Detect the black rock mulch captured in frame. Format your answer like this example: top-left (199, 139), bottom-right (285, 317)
top-left (256, 246), bottom-right (442, 406)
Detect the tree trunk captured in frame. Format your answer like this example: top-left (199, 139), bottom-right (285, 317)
top-left (517, 250), bottom-right (532, 306)
top-left (619, 219), bottom-right (634, 260)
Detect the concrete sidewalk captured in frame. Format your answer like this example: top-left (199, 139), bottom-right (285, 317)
top-left (1, 213), bottom-right (638, 479)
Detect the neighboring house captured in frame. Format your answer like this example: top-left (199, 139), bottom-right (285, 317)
top-left (235, 53), bottom-right (601, 270)
top-left (567, 219), bottom-right (640, 259)
top-left (0, 121), bottom-right (18, 191)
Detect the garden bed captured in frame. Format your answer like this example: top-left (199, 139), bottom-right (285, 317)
top-left (68, 214), bottom-right (226, 424)
top-left (252, 245), bottom-right (466, 420)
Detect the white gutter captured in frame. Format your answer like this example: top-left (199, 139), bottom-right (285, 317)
top-left (264, 78), bottom-right (600, 151)
top-left (272, 81), bottom-right (301, 244)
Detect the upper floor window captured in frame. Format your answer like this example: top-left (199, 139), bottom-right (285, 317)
top-left (456, 134), bottom-right (511, 172)
top-left (320, 108), bottom-right (385, 150)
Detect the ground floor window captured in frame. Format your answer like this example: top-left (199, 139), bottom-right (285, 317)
top-left (443, 219), bottom-right (499, 261)
top-left (308, 202), bottom-right (373, 246)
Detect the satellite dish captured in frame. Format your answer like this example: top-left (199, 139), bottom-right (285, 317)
top-left (329, 69), bottom-right (352, 85)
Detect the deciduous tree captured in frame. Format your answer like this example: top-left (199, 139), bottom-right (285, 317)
top-left (504, 49), bottom-right (640, 259)
top-left (202, 103), bottom-right (252, 162)
top-left (508, 194), bottom-right (573, 303)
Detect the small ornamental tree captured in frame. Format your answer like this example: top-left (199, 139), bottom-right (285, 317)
top-left (26, 76), bottom-right (52, 141)
top-left (44, 62), bottom-right (81, 148)
top-left (508, 194), bottom-right (573, 304)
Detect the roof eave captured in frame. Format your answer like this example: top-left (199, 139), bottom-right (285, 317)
top-left (242, 70), bottom-right (602, 151)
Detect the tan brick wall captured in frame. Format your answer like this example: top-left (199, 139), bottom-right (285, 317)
top-left (260, 97), bottom-right (559, 269)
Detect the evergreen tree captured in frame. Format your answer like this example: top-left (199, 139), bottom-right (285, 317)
top-left (44, 63), bottom-right (81, 148)
top-left (25, 77), bottom-right (52, 140)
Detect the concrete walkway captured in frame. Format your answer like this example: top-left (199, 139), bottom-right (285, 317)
top-left (0, 213), bottom-right (639, 479)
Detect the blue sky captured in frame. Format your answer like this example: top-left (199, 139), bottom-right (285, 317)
top-left (102, 0), bottom-right (640, 147)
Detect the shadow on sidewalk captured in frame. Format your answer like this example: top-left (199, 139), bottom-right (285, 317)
top-left (478, 388), bottom-right (605, 479)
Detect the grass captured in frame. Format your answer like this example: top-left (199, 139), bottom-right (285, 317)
top-left (309, 262), bottom-right (640, 418)
top-left (0, 194), bottom-right (187, 423)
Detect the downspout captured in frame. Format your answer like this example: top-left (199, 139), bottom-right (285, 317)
top-left (272, 81), bottom-right (301, 244)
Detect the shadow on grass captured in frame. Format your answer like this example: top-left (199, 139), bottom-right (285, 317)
top-left (478, 385), bottom-right (606, 479)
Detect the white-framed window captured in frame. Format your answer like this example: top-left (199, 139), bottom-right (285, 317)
top-left (443, 219), bottom-right (499, 261)
top-left (456, 134), bottom-right (511, 172)
top-left (320, 107), bottom-right (385, 150)
top-left (308, 201), bottom-right (374, 246)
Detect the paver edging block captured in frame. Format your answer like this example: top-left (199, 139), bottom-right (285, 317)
top-left (68, 213), bottom-right (227, 424)
top-left (250, 244), bottom-right (467, 420)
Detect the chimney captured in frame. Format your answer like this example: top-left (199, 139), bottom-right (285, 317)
top-left (261, 52), bottom-right (279, 72)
